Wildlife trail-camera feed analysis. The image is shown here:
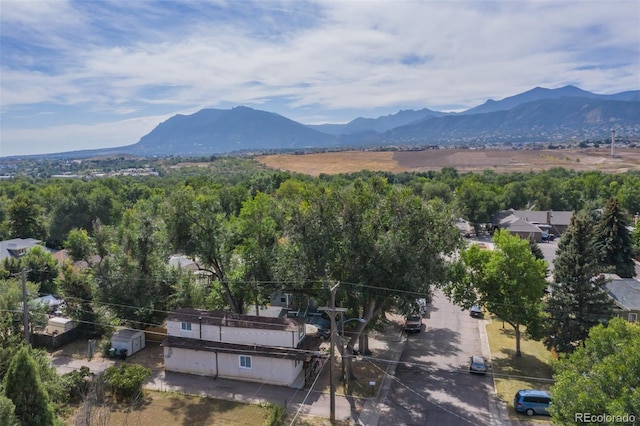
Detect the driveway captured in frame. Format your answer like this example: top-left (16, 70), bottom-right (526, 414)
top-left (378, 290), bottom-right (508, 425)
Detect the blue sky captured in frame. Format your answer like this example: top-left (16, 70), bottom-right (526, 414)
top-left (1, 0), bottom-right (639, 157)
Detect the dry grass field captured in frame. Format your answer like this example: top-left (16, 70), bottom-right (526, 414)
top-left (256, 147), bottom-right (640, 176)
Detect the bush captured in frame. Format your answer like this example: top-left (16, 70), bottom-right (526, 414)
top-left (263, 402), bottom-right (285, 426)
top-left (103, 364), bottom-right (151, 403)
top-left (60, 366), bottom-right (93, 403)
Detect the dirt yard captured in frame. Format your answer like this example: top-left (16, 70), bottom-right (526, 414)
top-left (256, 147), bottom-right (640, 176)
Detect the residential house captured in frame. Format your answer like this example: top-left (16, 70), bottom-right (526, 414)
top-left (168, 255), bottom-right (212, 286)
top-left (163, 308), bottom-right (322, 388)
top-left (0, 238), bottom-right (51, 261)
top-left (492, 209), bottom-right (573, 242)
top-left (604, 274), bottom-right (640, 323)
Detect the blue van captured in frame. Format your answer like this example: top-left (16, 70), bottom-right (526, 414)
top-left (514, 389), bottom-right (551, 416)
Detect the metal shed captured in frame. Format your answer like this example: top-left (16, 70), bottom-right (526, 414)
top-left (110, 329), bottom-right (145, 357)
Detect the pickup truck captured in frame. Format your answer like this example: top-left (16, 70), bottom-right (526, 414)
top-left (404, 314), bottom-right (423, 333)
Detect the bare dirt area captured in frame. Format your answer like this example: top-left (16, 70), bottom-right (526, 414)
top-left (256, 148), bottom-right (640, 176)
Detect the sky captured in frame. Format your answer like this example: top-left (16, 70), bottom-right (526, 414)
top-left (1, 0), bottom-right (639, 157)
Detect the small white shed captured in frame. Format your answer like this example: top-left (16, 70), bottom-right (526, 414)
top-left (110, 329), bottom-right (146, 356)
top-left (46, 317), bottom-right (75, 335)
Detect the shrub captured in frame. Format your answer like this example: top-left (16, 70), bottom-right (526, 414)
top-left (263, 402), bottom-right (285, 426)
top-left (60, 366), bottom-right (93, 403)
top-left (103, 364), bottom-right (151, 403)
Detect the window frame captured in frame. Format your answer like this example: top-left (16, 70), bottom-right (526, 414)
top-left (239, 355), bottom-right (252, 369)
top-left (181, 322), bottom-right (192, 331)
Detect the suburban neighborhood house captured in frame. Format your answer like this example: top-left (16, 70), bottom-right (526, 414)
top-left (0, 238), bottom-right (54, 260)
top-left (492, 209), bottom-right (573, 242)
top-left (604, 274), bottom-right (640, 323)
top-left (163, 308), bottom-right (321, 388)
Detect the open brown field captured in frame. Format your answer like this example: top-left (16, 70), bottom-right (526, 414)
top-left (256, 147), bottom-right (640, 176)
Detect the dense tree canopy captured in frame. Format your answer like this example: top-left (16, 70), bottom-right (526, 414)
top-left (550, 318), bottom-right (640, 425)
top-left (0, 157), bottom-right (639, 361)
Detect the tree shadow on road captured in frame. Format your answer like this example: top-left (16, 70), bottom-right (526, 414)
top-left (405, 327), bottom-right (461, 358)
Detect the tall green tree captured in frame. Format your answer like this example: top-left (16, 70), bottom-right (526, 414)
top-left (545, 212), bottom-right (613, 355)
top-left (232, 191), bottom-right (279, 314)
top-left (445, 230), bottom-right (548, 357)
top-left (455, 180), bottom-right (500, 234)
top-left (550, 318), bottom-right (640, 424)
top-left (66, 201), bottom-right (175, 328)
top-left (23, 246), bottom-right (60, 296)
top-left (7, 194), bottom-right (46, 240)
top-left (3, 347), bottom-right (56, 426)
top-left (277, 178), bottom-right (463, 373)
top-left (58, 265), bottom-right (103, 336)
top-left (593, 197), bottom-right (636, 278)
top-left (165, 186), bottom-right (242, 313)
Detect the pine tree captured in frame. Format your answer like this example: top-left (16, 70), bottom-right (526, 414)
top-left (593, 197), bottom-right (636, 278)
top-left (3, 347), bottom-right (56, 426)
top-left (0, 395), bottom-right (18, 426)
top-left (527, 235), bottom-right (545, 261)
top-left (545, 212), bottom-right (613, 356)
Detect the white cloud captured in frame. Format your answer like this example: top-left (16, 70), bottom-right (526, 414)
top-left (1, 0), bottom-right (638, 155)
top-left (0, 115), bottom-right (169, 157)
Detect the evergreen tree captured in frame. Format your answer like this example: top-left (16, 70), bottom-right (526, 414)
top-left (3, 347), bottom-right (55, 426)
top-left (545, 212), bottom-right (613, 355)
top-left (593, 197), bottom-right (636, 278)
top-left (527, 235), bottom-right (545, 261)
top-left (0, 394), bottom-right (18, 426)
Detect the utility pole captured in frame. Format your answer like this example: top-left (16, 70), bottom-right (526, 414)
top-left (319, 282), bottom-right (346, 424)
top-left (20, 269), bottom-right (30, 345)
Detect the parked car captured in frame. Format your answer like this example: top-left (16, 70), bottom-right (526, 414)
top-left (404, 314), bottom-right (422, 333)
top-left (514, 389), bottom-right (552, 416)
top-left (469, 305), bottom-right (483, 318)
top-left (416, 298), bottom-right (428, 315)
top-left (469, 355), bottom-right (487, 374)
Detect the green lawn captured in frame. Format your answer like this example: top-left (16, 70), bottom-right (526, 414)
top-left (485, 316), bottom-right (555, 419)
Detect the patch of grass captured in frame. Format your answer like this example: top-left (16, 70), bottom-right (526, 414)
top-left (485, 316), bottom-right (554, 419)
top-left (66, 390), bottom-right (273, 426)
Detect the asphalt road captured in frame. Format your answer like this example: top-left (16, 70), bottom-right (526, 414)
top-left (378, 290), bottom-right (498, 425)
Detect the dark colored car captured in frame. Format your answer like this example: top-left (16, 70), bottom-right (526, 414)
top-left (404, 314), bottom-right (422, 333)
top-left (469, 305), bottom-right (483, 318)
top-left (469, 355), bottom-right (487, 374)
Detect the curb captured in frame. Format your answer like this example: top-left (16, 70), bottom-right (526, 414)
top-left (479, 316), bottom-right (512, 426)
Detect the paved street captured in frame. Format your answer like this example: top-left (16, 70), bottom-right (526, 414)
top-left (378, 290), bottom-right (507, 426)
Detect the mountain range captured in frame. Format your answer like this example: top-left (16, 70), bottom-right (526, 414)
top-left (23, 85), bottom-right (640, 158)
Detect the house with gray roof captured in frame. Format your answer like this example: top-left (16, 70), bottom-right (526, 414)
top-left (0, 238), bottom-right (51, 261)
top-left (604, 274), bottom-right (640, 323)
top-left (492, 209), bottom-right (573, 242)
